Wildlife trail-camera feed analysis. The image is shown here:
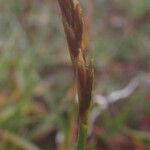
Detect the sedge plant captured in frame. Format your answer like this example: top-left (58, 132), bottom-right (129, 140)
top-left (58, 0), bottom-right (94, 150)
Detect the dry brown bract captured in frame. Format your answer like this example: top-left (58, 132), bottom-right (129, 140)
top-left (58, 0), bottom-right (83, 57)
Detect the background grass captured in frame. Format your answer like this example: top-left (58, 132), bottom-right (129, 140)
top-left (0, 0), bottom-right (150, 150)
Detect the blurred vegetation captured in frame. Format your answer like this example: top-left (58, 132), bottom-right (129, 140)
top-left (0, 0), bottom-right (150, 150)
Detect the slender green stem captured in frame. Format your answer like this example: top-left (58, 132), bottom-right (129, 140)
top-left (77, 122), bottom-right (88, 150)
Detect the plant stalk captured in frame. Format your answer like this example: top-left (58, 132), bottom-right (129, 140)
top-left (77, 122), bottom-right (88, 150)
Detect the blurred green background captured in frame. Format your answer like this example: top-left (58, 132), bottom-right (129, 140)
top-left (0, 0), bottom-right (150, 150)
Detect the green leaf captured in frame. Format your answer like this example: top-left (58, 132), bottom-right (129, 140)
top-left (0, 129), bottom-right (41, 150)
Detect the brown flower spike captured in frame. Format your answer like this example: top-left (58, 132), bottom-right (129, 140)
top-left (58, 0), bottom-right (93, 125)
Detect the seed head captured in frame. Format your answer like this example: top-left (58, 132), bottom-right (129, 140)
top-left (58, 0), bottom-right (94, 125)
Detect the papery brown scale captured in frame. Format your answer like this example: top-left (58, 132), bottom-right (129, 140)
top-left (58, 0), bottom-right (84, 57)
top-left (77, 59), bottom-right (93, 124)
top-left (73, 3), bottom-right (84, 49)
top-left (77, 56), bottom-right (93, 102)
top-left (63, 21), bottom-right (78, 56)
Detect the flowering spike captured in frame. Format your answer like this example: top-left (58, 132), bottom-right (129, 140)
top-left (58, 0), bottom-right (94, 149)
